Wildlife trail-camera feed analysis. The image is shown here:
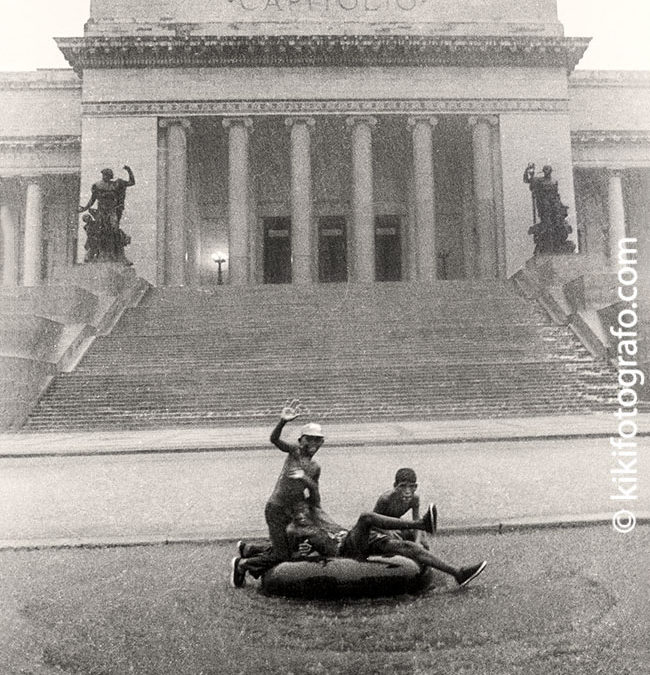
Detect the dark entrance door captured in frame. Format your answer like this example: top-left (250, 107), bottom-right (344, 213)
top-left (263, 217), bottom-right (292, 284)
top-left (318, 216), bottom-right (348, 282)
top-left (375, 215), bottom-right (402, 281)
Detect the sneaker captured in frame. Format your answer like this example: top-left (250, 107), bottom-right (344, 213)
top-left (456, 561), bottom-right (487, 588)
top-left (230, 556), bottom-right (246, 588)
top-left (422, 503), bottom-right (438, 534)
top-left (237, 540), bottom-right (246, 558)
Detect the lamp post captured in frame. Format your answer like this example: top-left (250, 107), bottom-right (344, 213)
top-left (211, 252), bottom-right (226, 285)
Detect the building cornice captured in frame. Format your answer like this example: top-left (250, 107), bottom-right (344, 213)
top-left (572, 130), bottom-right (650, 145)
top-left (82, 97), bottom-right (569, 117)
top-left (0, 70), bottom-right (81, 90)
top-left (0, 136), bottom-right (81, 151)
top-left (570, 70), bottom-right (650, 88)
top-left (56, 34), bottom-right (590, 74)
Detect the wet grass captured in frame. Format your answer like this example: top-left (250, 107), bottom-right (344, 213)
top-left (1, 529), bottom-right (647, 674)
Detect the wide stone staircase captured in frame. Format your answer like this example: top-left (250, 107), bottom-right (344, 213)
top-left (23, 280), bottom-right (619, 430)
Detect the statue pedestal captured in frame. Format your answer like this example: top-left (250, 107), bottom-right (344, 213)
top-left (524, 253), bottom-right (605, 287)
top-left (52, 263), bottom-right (138, 298)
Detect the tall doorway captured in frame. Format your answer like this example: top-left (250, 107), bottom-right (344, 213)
top-left (318, 216), bottom-right (348, 282)
top-left (375, 215), bottom-right (402, 281)
top-left (263, 217), bottom-right (291, 284)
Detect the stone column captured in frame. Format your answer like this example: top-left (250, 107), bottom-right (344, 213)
top-left (408, 116), bottom-right (438, 282)
top-left (23, 180), bottom-right (43, 286)
top-left (223, 117), bottom-right (253, 286)
top-left (286, 116), bottom-right (315, 284)
top-left (161, 118), bottom-right (191, 286)
top-left (1, 199), bottom-right (17, 286)
top-left (156, 122), bottom-right (168, 286)
top-left (468, 116), bottom-right (498, 278)
top-left (607, 169), bottom-right (627, 265)
top-left (347, 116), bottom-right (377, 283)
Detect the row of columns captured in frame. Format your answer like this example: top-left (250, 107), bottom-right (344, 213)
top-left (160, 114), bottom-right (500, 285)
top-left (607, 170), bottom-right (627, 263)
top-left (1, 180), bottom-right (43, 286)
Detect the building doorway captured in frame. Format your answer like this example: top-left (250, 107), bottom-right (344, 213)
top-left (375, 215), bottom-right (402, 281)
top-left (263, 217), bottom-right (291, 284)
top-left (318, 216), bottom-right (347, 282)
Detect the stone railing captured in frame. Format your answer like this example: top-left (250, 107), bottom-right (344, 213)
top-left (0, 263), bottom-right (150, 430)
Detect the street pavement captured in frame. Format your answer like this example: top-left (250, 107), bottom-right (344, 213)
top-left (1, 413), bottom-right (648, 548)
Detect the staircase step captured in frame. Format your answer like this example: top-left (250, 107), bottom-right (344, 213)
top-left (23, 282), bottom-right (620, 430)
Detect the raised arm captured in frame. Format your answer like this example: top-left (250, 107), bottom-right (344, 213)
top-left (123, 165), bottom-right (136, 187)
top-left (270, 418), bottom-right (294, 454)
top-left (270, 400), bottom-right (302, 453)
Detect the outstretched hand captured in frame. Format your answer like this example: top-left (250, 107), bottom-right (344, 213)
top-left (280, 398), bottom-right (304, 422)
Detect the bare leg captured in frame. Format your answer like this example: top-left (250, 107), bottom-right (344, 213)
top-left (380, 539), bottom-right (487, 587)
top-left (352, 511), bottom-right (428, 538)
top-left (343, 511), bottom-right (431, 558)
top-left (380, 539), bottom-right (459, 577)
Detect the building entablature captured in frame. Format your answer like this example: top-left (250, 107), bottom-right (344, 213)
top-left (571, 129), bottom-right (650, 169)
top-left (81, 98), bottom-right (571, 117)
top-left (0, 70), bottom-right (81, 90)
top-left (572, 130), bottom-right (650, 145)
top-left (55, 34), bottom-right (590, 74)
top-left (569, 70), bottom-right (650, 89)
top-left (0, 136), bottom-right (81, 178)
top-left (0, 136), bottom-right (81, 151)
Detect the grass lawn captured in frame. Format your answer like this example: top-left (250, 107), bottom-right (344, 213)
top-left (1, 527), bottom-right (648, 674)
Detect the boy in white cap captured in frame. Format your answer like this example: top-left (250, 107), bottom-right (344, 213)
top-left (231, 400), bottom-right (325, 587)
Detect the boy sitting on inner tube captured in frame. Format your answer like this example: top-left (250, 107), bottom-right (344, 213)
top-left (236, 502), bottom-right (486, 589)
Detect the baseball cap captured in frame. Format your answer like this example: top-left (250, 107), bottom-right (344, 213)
top-left (300, 422), bottom-right (324, 438)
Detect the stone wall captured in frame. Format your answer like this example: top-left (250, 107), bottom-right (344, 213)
top-left (0, 70), bottom-right (81, 138)
top-left (87, 0), bottom-right (563, 36)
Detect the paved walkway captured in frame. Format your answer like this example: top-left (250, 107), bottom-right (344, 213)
top-left (2, 412), bottom-right (648, 457)
top-left (2, 413), bottom-right (647, 550)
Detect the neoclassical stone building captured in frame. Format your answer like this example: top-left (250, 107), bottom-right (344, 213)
top-left (0, 0), bottom-right (649, 288)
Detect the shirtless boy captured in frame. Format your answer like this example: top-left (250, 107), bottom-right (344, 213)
top-left (231, 400), bottom-right (324, 586)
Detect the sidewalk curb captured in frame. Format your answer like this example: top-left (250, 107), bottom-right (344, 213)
top-left (3, 514), bottom-right (647, 552)
top-left (3, 431), bottom-right (648, 460)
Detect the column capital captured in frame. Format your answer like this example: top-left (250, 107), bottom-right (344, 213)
top-left (407, 115), bottom-right (439, 129)
top-left (467, 115), bottom-right (499, 129)
top-left (159, 117), bottom-right (192, 130)
top-left (607, 167), bottom-right (625, 179)
top-left (222, 117), bottom-right (254, 130)
top-left (284, 116), bottom-right (316, 129)
top-left (346, 115), bottom-right (377, 129)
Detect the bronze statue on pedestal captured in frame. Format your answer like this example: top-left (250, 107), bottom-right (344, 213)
top-left (79, 165), bottom-right (135, 265)
top-left (523, 163), bottom-right (575, 255)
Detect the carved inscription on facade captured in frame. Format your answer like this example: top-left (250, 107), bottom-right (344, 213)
top-left (228, 0), bottom-right (427, 13)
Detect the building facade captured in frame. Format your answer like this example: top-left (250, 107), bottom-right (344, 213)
top-left (0, 0), bottom-right (649, 288)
